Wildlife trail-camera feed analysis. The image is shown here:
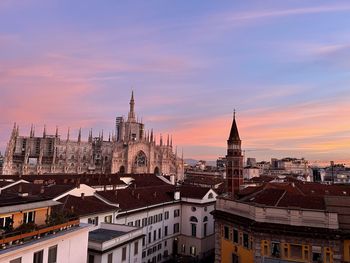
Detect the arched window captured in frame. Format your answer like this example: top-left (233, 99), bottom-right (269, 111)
top-left (135, 151), bottom-right (147, 167)
top-left (154, 167), bottom-right (160, 175)
top-left (203, 216), bottom-right (208, 222)
top-left (119, 166), bottom-right (125, 174)
top-left (190, 216), bottom-right (198, 223)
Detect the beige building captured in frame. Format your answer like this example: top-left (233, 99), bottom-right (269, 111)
top-left (2, 92), bottom-right (184, 181)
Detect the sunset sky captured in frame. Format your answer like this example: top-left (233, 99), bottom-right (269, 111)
top-left (1, 0), bottom-right (350, 163)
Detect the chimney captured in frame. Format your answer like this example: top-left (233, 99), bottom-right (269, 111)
top-left (115, 191), bottom-right (118, 199)
top-left (137, 193), bottom-right (140, 199)
top-left (71, 206), bottom-right (74, 213)
top-left (153, 192), bottom-right (157, 198)
top-left (174, 189), bottom-right (180, 200)
top-left (81, 193), bottom-right (85, 200)
top-left (40, 186), bottom-right (45, 194)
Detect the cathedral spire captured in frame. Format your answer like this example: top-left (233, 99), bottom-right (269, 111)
top-left (30, 124), bottom-right (34, 138)
top-left (67, 127), bottom-right (70, 142)
top-left (55, 126), bottom-right (58, 138)
top-left (150, 129), bottom-right (153, 143)
top-left (78, 128), bottom-right (81, 143)
top-left (167, 134), bottom-right (169, 146)
top-left (128, 90), bottom-right (136, 122)
top-left (88, 129), bottom-right (92, 143)
top-left (43, 125), bottom-right (46, 138)
top-left (160, 134), bottom-right (163, 146)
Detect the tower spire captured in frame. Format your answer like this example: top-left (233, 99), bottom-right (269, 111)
top-left (128, 90), bottom-right (136, 122)
top-left (67, 127), bottom-right (70, 142)
top-left (78, 128), bottom-right (81, 143)
top-left (43, 125), bottom-right (46, 138)
top-left (228, 109), bottom-right (240, 142)
top-left (55, 126), bottom-right (58, 138)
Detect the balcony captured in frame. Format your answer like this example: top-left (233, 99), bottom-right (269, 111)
top-left (0, 218), bottom-right (80, 249)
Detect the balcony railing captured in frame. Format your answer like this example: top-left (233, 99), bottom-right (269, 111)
top-left (0, 218), bottom-right (80, 248)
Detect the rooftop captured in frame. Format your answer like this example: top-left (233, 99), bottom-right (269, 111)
top-left (89, 229), bottom-right (127, 243)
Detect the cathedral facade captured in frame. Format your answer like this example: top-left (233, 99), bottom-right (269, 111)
top-left (2, 92), bottom-right (184, 181)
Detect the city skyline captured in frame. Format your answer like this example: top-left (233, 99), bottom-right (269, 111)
top-left (1, 1), bottom-right (350, 163)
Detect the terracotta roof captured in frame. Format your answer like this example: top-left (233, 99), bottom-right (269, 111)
top-left (125, 174), bottom-right (170, 187)
top-left (56, 195), bottom-right (117, 217)
top-left (96, 185), bottom-right (176, 211)
top-left (2, 182), bottom-right (75, 199)
top-left (180, 186), bottom-right (212, 199)
top-left (237, 181), bottom-right (350, 210)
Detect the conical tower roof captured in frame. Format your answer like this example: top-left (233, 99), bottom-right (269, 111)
top-left (228, 110), bottom-right (240, 141)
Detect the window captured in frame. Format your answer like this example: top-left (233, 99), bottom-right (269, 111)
top-left (182, 244), bottom-right (186, 253)
top-left (148, 232), bottom-right (152, 243)
top-left (159, 213), bottom-right (163, 221)
top-left (33, 250), bottom-right (43, 263)
top-left (48, 245), bottom-right (57, 263)
top-left (153, 215), bottom-right (157, 223)
top-left (204, 223), bottom-right (207, 237)
top-left (190, 216), bottom-right (198, 222)
top-left (88, 217), bottom-right (98, 226)
top-left (173, 223), bottom-right (180, 233)
top-left (158, 244), bottom-right (162, 250)
top-left (243, 233), bottom-right (249, 249)
top-left (104, 215), bottom-right (112, 223)
top-left (164, 211), bottom-right (169, 220)
top-left (164, 226), bottom-right (168, 236)
top-left (174, 209), bottom-right (180, 217)
top-left (134, 241), bottom-right (139, 255)
top-left (190, 246), bottom-right (196, 256)
top-left (142, 237), bottom-right (145, 246)
top-left (158, 228), bottom-right (161, 239)
top-left (142, 251), bottom-right (146, 258)
top-left (135, 151), bottom-right (147, 166)
top-left (165, 240), bottom-right (167, 247)
top-left (157, 254), bottom-right (162, 261)
top-left (10, 258), bottom-right (21, 263)
top-left (191, 207), bottom-right (196, 212)
top-left (208, 193), bottom-right (214, 199)
top-left (290, 244), bottom-right (303, 259)
top-left (204, 206), bottom-right (208, 212)
top-left (88, 255), bottom-right (94, 263)
top-left (107, 253), bottom-right (113, 263)
top-left (233, 229), bottom-right (238, 243)
top-left (135, 219), bottom-right (140, 227)
top-left (153, 230), bottom-right (157, 241)
top-left (203, 216), bottom-right (208, 222)
top-left (224, 226), bottom-right (229, 239)
top-left (271, 242), bottom-right (281, 258)
top-left (191, 223), bottom-right (197, 237)
top-left (142, 218), bottom-right (147, 227)
top-left (312, 246), bottom-right (322, 263)
top-left (23, 211), bottom-right (35, 224)
top-left (122, 247), bottom-right (127, 261)
top-left (0, 216), bottom-right (13, 229)
top-left (127, 222), bottom-right (133, 226)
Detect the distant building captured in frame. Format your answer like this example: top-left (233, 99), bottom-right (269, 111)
top-left (2, 92), bottom-right (184, 181)
top-left (246, 157), bottom-right (256, 167)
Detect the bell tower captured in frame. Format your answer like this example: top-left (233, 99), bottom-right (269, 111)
top-left (226, 110), bottom-right (243, 196)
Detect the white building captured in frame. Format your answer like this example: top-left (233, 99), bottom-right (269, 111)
top-left (88, 223), bottom-right (144, 263)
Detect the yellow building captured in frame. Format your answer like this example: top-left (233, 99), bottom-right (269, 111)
top-left (213, 182), bottom-right (350, 263)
